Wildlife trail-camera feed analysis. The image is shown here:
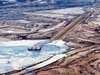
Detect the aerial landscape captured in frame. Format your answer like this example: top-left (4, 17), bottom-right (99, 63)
top-left (0, 0), bottom-right (100, 75)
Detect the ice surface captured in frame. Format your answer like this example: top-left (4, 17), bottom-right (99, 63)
top-left (95, 67), bottom-right (100, 71)
top-left (24, 72), bottom-right (33, 75)
top-left (83, 72), bottom-right (91, 75)
top-left (0, 40), bottom-right (70, 74)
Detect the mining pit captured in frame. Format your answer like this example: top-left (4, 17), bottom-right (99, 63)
top-left (1, 1), bottom-right (100, 75)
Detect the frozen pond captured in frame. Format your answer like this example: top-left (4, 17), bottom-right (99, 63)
top-left (0, 40), bottom-right (70, 74)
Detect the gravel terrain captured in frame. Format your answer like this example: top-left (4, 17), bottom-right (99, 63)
top-left (1, 1), bottom-right (100, 75)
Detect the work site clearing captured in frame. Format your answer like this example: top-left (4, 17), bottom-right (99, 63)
top-left (0, 1), bottom-right (100, 75)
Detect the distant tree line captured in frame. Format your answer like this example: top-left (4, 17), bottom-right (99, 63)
top-left (0, 0), bottom-right (100, 5)
top-left (16, 0), bottom-right (35, 2)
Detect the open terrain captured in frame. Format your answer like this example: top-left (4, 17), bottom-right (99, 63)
top-left (1, 1), bottom-right (100, 75)
top-left (0, 1), bottom-right (92, 40)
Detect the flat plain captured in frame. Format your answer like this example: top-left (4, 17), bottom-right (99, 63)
top-left (1, 1), bottom-right (100, 75)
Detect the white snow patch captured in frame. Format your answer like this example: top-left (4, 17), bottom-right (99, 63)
top-left (90, 8), bottom-right (94, 10)
top-left (67, 16), bottom-right (74, 19)
top-left (95, 51), bottom-right (99, 53)
top-left (40, 1), bottom-right (47, 4)
top-left (97, 15), bottom-right (100, 18)
top-left (51, 7), bottom-right (84, 14)
top-left (91, 15), bottom-right (94, 17)
top-left (17, 20), bottom-right (30, 23)
top-left (26, 54), bottom-right (67, 71)
top-left (24, 7), bottom-right (84, 19)
top-left (10, 56), bottom-right (50, 70)
top-left (39, 21), bottom-right (66, 32)
top-left (7, 30), bottom-right (15, 33)
top-left (32, 13), bottom-right (64, 18)
top-left (39, 7), bottom-right (84, 15)
top-left (65, 42), bottom-right (75, 45)
top-left (91, 21), bottom-right (100, 25)
top-left (0, 40), bottom-right (46, 46)
top-left (0, 55), bottom-right (6, 58)
top-left (47, 40), bottom-right (65, 46)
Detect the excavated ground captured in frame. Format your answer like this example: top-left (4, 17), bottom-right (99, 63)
top-left (31, 9), bottom-right (100, 75)
top-left (0, 1), bottom-right (91, 40)
top-left (32, 7), bottom-right (100, 75)
top-left (1, 2), bottom-right (100, 75)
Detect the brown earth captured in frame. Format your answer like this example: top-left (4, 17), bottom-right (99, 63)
top-left (31, 9), bottom-right (100, 75)
top-left (1, 2), bottom-right (100, 75)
